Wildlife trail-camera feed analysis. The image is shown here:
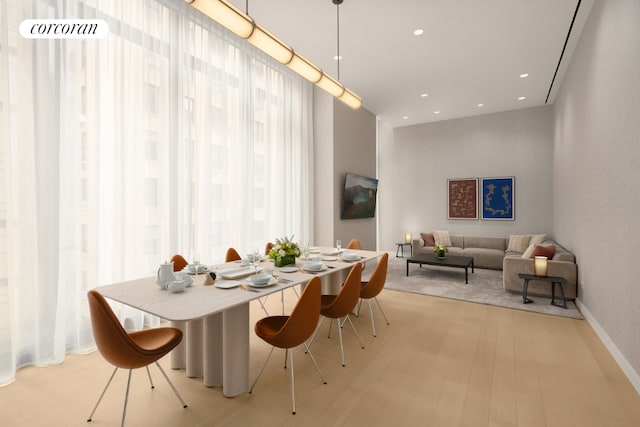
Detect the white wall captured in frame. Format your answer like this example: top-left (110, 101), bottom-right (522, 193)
top-left (378, 106), bottom-right (554, 251)
top-left (553, 0), bottom-right (640, 387)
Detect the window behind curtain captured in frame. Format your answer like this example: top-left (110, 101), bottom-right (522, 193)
top-left (0, 0), bottom-right (313, 385)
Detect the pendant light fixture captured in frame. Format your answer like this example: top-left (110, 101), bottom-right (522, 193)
top-left (185, 0), bottom-right (362, 109)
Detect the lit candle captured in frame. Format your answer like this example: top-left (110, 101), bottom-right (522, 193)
top-left (405, 233), bottom-right (412, 243)
top-left (534, 256), bottom-right (548, 277)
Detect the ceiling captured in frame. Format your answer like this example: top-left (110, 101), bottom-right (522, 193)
top-left (226, 0), bottom-right (594, 128)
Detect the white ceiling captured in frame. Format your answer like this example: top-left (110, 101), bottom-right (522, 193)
top-left (226, 0), bottom-right (594, 128)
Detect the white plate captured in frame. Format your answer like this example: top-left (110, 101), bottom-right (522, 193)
top-left (218, 267), bottom-right (253, 279)
top-left (303, 264), bottom-right (328, 272)
top-left (322, 248), bottom-right (339, 255)
top-left (342, 256), bottom-right (362, 262)
top-left (279, 266), bottom-right (298, 273)
top-left (247, 277), bottom-right (277, 288)
top-left (309, 247), bottom-right (320, 253)
top-left (214, 280), bottom-right (241, 289)
top-left (321, 256), bottom-right (337, 261)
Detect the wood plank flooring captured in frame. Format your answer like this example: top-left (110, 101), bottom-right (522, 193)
top-left (0, 288), bottom-right (638, 427)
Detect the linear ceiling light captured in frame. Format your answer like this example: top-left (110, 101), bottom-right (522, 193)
top-left (186, 0), bottom-right (362, 109)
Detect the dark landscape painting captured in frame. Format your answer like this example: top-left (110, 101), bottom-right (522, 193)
top-left (342, 173), bottom-right (378, 219)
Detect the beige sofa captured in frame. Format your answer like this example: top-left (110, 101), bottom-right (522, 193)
top-left (411, 234), bottom-right (577, 299)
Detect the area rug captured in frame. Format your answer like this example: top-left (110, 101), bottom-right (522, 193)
top-left (383, 254), bottom-right (583, 319)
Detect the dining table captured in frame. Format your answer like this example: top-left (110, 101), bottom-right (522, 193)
top-left (95, 247), bottom-right (385, 397)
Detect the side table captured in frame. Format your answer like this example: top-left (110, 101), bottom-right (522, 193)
top-left (395, 243), bottom-right (412, 258)
top-left (518, 273), bottom-right (568, 309)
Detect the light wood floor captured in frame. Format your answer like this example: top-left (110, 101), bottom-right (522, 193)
top-left (1, 288), bottom-right (639, 427)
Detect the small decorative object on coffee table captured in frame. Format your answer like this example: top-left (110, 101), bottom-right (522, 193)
top-left (434, 245), bottom-right (448, 259)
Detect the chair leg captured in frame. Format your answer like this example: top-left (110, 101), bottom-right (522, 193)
top-left (302, 343), bottom-right (327, 385)
top-left (345, 315), bottom-right (365, 350)
top-left (284, 348), bottom-right (288, 368)
top-left (87, 366), bottom-right (118, 422)
top-left (145, 366), bottom-right (155, 389)
top-left (337, 317), bottom-right (345, 366)
top-left (289, 349), bottom-right (296, 414)
top-left (356, 298), bottom-right (362, 317)
top-left (121, 369), bottom-right (133, 427)
top-left (368, 300), bottom-right (377, 337)
top-left (374, 297), bottom-right (391, 326)
top-left (155, 361), bottom-right (188, 408)
top-left (306, 316), bottom-right (325, 352)
top-left (250, 346), bottom-right (275, 393)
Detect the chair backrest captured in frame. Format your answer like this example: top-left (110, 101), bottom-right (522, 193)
top-left (88, 290), bottom-right (153, 369)
top-left (171, 254), bottom-right (188, 272)
top-left (361, 253), bottom-right (388, 299)
top-left (264, 242), bottom-right (273, 255)
top-left (321, 263), bottom-right (362, 319)
top-left (346, 239), bottom-right (362, 250)
top-left (267, 277), bottom-right (321, 349)
top-left (225, 247), bottom-right (241, 262)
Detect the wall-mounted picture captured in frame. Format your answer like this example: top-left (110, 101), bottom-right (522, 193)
top-left (481, 176), bottom-right (515, 220)
top-left (447, 178), bottom-right (478, 219)
top-left (341, 173), bottom-right (378, 219)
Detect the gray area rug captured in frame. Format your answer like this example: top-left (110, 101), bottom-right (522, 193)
top-left (384, 254), bottom-right (583, 319)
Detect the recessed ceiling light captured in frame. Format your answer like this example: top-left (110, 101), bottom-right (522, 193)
top-left (413, 29), bottom-right (424, 36)
top-left (518, 96), bottom-right (526, 100)
top-left (333, 55), bottom-right (342, 60)
top-left (434, 111), bottom-right (441, 114)
top-left (402, 116), bottom-right (409, 119)
top-left (420, 93), bottom-right (428, 98)
top-left (477, 103), bottom-right (484, 107)
top-left (520, 73), bottom-right (529, 78)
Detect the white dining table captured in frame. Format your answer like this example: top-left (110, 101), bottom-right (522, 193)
top-left (96, 248), bottom-right (385, 397)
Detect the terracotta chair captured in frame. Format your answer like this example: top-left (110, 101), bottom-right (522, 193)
top-left (225, 247), bottom-right (242, 262)
top-left (250, 277), bottom-right (326, 414)
top-left (86, 290), bottom-right (187, 426)
top-left (170, 254), bottom-right (188, 272)
top-left (264, 242), bottom-right (273, 255)
top-left (356, 253), bottom-right (390, 337)
top-left (308, 263), bottom-right (364, 367)
top-left (346, 239), bottom-right (362, 250)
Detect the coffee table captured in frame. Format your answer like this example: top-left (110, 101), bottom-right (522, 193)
top-left (406, 253), bottom-right (474, 284)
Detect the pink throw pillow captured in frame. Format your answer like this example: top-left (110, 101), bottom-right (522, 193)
top-left (529, 245), bottom-right (556, 259)
top-left (420, 232), bottom-right (435, 246)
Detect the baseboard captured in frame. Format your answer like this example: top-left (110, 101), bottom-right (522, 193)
top-left (576, 298), bottom-right (640, 395)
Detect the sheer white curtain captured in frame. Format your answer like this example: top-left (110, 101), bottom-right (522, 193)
top-left (0, 0), bottom-right (313, 385)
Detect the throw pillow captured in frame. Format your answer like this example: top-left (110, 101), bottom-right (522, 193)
top-left (433, 230), bottom-right (452, 247)
top-left (521, 243), bottom-right (537, 259)
top-left (529, 234), bottom-right (546, 246)
top-left (506, 234), bottom-right (531, 252)
top-left (420, 232), bottom-right (435, 246)
top-left (529, 245), bottom-right (556, 259)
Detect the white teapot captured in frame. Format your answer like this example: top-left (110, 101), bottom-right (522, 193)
top-left (157, 261), bottom-right (176, 289)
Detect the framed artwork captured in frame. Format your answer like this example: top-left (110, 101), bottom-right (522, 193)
top-left (447, 178), bottom-right (478, 219)
top-left (481, 177), bottom-right (515, 220)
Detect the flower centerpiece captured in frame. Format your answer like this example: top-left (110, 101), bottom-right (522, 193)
top-left (268, 235), bottom-right (301, 267)
top-left (434, 245), bottom-right (448, 259)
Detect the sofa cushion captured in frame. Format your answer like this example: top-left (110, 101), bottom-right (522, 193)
top-left (433, 230), bottom-right (452, 247)
top-left (529, 234), bottom-right (546, 246)
top-left (506, 234), bottom-right (531, 252)
top-left (463, 235), bottom-right (506, 251)
top-left (420, 232), bottom-right (435, 246)
top-left (529, 244), bottom-right (556, 259)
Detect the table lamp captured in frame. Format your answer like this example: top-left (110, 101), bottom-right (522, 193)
top-left (534, 256), bottom-right (548, 277)
top-left (405, 233), bottom-right (412, 243)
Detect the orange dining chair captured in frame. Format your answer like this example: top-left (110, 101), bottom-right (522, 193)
top-left (225, 247), bottom-right (242, 262)
top-left (170, 254), bottom-right (188, 272)
top-left (356, 253), bottom-right (390, 337)
top-left (346, 239), bottom-right (362, 250)
top-left (250, 277), bottom-right (326, 414)
top-left (307, 263), bottom-right (364, 367)
top-left (86, 290), bottom-right (187, 426)
top-left (264, 242), bottom-right (273, 255)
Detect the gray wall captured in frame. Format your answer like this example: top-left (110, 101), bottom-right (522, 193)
top-left (378, 106), bottom-right (555, 251)
top-left (553, 0), bottom-right (640, 386)
top-left (313, 89), bottom-right (378, 250)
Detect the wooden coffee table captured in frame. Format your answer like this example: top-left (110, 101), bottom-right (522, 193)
top-left (406, 253), bottom-right (474, 284)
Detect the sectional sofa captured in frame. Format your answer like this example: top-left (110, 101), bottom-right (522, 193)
top-left (411, 233), bottom-right (577, 299)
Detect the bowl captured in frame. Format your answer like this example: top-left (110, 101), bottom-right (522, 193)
top-left (175, 272), bottom-right (193, 287)
top-left (249, 273), bottom-right (271, 285)
top-left (305, 261), bottom-right (324, 271)
top-left (341, 251), bottom-right (359, 261)
top-left (168, 279), bottom-right (187, 293)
